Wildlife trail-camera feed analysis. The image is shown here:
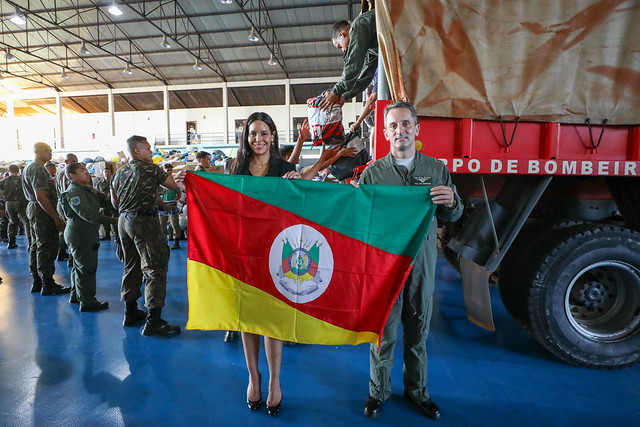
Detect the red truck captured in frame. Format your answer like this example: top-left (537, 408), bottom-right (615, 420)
top-left (372, 0), bottom-right (640, 368)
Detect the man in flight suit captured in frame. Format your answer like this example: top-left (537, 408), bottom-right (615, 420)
top-left (59, 162), bottom-right (116, 311)
top-left (359, 101), bottom-right (463, 420)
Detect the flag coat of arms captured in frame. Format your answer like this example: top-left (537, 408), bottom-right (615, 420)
top-left (185, 172), bottom-right (437, 346)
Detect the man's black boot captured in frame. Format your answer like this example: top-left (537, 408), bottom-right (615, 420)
top-left (170, 239), bottom-right (180, 250)
top-left (142, 308), bottom-right (180, 337)
top-left (123, 300), bottom-right (147, 327)
top-left (41, 276), bottom-right (71, 296)
top-left (7, 237), bottom-right (17, 249)
top-left (30, 274), bottom-right (42, 293)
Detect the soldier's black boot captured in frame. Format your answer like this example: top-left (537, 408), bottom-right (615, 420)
top-left (142, 308), bottom-right (180, 337)
top-left (123, 300), bottom-right (147, 327)
top-left (40, 276), bottom-right (71, 296)
top-left (171, 239), bottom-right (180, 250)
top-left (30, 274), bottom-right (42, 293)
top-left (7, 237), bottom-right (17, 249)
top-left (57, 248), bottom-right (69, 262)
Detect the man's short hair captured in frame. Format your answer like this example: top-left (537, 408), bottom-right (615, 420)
top-left (45, 161), bottom-right (56, 168)
top-left (8, 164), bottom-right (19, 173)
top-left (279, 145), bottom-right (294, 159)
top-left (331, 20), bottom-right (350, 40)
top-left (126, 135), bottom-right (147, 156)
top-left (65, 153), bottom-right (78, 163)
top-left (383, 101), bottom-right (419, 126)
top-left (196, 151), bottom-right (210, 161)
top-left (65, 162), bottom-right (85, 179)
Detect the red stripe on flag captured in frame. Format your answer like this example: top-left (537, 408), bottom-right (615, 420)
top-left (186, 173), bottom-right (411, 334)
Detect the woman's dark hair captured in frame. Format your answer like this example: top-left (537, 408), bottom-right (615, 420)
top-left (228, 112), bottom-right (283, 175)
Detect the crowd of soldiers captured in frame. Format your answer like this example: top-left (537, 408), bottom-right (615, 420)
top-left (0, 137), bottom-right (186, 335)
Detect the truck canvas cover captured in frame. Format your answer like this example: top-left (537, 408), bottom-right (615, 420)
top-left (376, 0), bottom-right (640, 125)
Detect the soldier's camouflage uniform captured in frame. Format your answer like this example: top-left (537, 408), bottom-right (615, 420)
top-left (22, 161), bottom-right (59, 278)
top-left (0, 175), bottom-right (31, 245)
top-left (94, 176), bottom-right (118, 239)
top-left (59, 182), bottom-right (116, 309)
top-left (111, 159), bottom-right (170, 309)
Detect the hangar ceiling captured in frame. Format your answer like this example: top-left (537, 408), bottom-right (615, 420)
top-left (0, 0), bottom-right (361, 114)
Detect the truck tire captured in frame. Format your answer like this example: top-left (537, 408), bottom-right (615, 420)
top-left (498, 220), bottom-right (581, 332)
top-left (526, 224), bottom-right (640, 368)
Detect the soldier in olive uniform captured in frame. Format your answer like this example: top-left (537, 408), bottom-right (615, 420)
top-left (194, 151), bottom-right (211, 172)
top-left (59, 162), bottom-right (116, 312)
top-left (111, 135), bottom-right (183, 337)
top-left (22, 142), bottom-right (71, 295)
top-left (55, 153), bottom-right (77, 262)
top-left (95, 167), bottom-right (118, 240)
top-left (359, 102), bottom-right (463, 420)
top-left (0, 165), bottom-right (31, 249)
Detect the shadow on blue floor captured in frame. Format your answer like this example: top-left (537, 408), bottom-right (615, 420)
top-left (0, 235), bottom-right (638, 426)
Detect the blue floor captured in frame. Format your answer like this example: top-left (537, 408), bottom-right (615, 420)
top-left (0, 234), bottom-right (638, 426)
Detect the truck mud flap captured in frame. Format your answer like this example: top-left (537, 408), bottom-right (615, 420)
top-left (460, 256), bottom-right (495, 331)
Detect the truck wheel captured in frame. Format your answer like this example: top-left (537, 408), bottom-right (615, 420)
top-left (527, 225), bottom-right (640, 368)
top-left (499, 220), bottom-right (581, 332)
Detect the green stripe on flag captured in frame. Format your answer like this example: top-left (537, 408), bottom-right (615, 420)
top-left (192, 172), bottom-right (436, 257)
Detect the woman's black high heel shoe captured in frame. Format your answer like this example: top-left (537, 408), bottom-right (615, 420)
top-left (266, 398), bottom-right (282, 416)
top-left (247, 398), bottom-right (262, 410)
top-left (247, 372), bottom-right (262, 410)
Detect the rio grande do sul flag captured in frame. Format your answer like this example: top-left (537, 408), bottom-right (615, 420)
top-left (184, 171), bottom-right (436, 346)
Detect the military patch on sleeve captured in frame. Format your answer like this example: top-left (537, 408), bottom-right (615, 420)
top-left (70, 196), bottom-right (81, 206)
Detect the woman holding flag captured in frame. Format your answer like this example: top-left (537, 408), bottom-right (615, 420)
top-left (227, 112), bottom-right (298, 416)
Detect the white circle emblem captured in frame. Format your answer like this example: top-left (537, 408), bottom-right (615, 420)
top-left (268, 224), bottom-right (334, 304)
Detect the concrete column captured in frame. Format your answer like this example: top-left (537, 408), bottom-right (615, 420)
top-left (285, 79), bottom-right (291, 144)
top-left (56, 92), bottom-right (64, 149)
top-left (108, 89), bottom-right (115, 136)
top-left (163, 86), bottom-right (170, 145)
top-left (223, 83), bottom-right (228, 144)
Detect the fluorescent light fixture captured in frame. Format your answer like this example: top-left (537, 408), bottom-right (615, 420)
top-left (10, 8), bottom-right (26, 25)
top-left (60, 69), bottom-right (69, 79)
top-left (79, 41), bottom-right (90, 55)
top-left (108, 1), bottom-right (123, 16)
top-left (160, 35), bottom-right (171, 49)
top-left (193, 59), bottom-right (202, 71)
top-left (220, 0), bottom-right (233, 4)
top-left (268, 53), bottom-right (277, 66)
top-left (4, 48), bottom-right (14, 61)
top-left (123, 63), bottom-right (133, 75)
top-left (248, 26), bottom-right (259, 42)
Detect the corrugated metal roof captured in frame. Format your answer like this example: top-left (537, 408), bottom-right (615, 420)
top-left (0, 0), bottom-right (362, 109)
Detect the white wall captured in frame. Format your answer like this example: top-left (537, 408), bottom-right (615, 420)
top-left (0, 101), bottom-right (361, 162)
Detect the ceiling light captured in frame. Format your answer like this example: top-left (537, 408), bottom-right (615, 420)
top-left (108, 1), bottom-right (123, 16)
top-left (123, 63), bottom-right (133, 75)
top-left (60, 68), bottom-right (69, 79)
top-left (10, 8), bottom-right (26, 25)
top-left (4, 48), bottom-right (14, 61)
top-left (268, 53), bottom-right (277, 66)
top-left (79, 41), bottom-right (90, 55)
top-left (220, 0), bottom-right (233, 4)
top-left (193, 59), bottom-right (202, 71)
top-left (160, 35), bottom-right (171, 49)
top-left (248, 26), bottom-right (259, 42)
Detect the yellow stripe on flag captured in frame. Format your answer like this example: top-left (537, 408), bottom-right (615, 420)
top-left (186, 259), bottom-right (379, 345)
